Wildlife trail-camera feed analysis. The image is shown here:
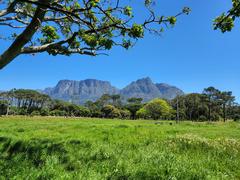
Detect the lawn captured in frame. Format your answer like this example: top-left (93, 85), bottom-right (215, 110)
top-left (0, 116), bottom-right (240, 179)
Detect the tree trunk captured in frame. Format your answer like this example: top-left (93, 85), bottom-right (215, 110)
top-left (208, 105), bottom-right (211, 122)
top-left (176, 97), bottom-right (179, 123)
top-left (189, 111), bottom-right (193, 122)
top-left (0, 0), bottom-right (50, 69)
top-left (223, 104), bottom-right (226, 122)
top-left (6, 100), bottom-right (10, 116)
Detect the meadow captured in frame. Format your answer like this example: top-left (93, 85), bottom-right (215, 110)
top-left (0, 116), bottom-right (240, 179)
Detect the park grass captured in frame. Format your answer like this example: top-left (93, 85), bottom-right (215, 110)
top-left (0, 116), bottom-right (240, 179)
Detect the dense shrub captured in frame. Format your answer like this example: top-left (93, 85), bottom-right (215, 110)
top-left (136, 108), bottom-right (148, 119)
top-left (31, 111), bottom-right (41, 116)
top-left (8, 107), bottom-right (18, 115)
top-left (50, 100), bottom-right (90, 117)
top-left (90, 110), bottom-right (102, 118)
top-left (119, 109), bottom-right (131, 119)
top-left (210, 113), bottom-right (222, 121)
top-left (101, 105), bottom-right (121, 119)
top-left (0, 100), bottom-right (8, 115)
top-left (199, 115), bottom-right (208, 121)
top-left (40, 108), bottom-right (50, 116)
top-left (70, 105), bottom-right (90, 117)
top-left (233, 114), bottom-right (240, 122)
top-left (50, 110), bottom-right (66, 116)
top-left (18, 108), bottom-right (28, 115)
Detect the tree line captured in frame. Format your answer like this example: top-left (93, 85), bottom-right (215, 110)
top-left (0, 87), bottom-right (240, 122)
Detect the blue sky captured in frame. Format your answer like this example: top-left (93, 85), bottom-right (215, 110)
top-left (0, 0), bottom-right (240, 102)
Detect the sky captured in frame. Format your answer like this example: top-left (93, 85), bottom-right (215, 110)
top-left (0, 0), bottom-right (240, 102)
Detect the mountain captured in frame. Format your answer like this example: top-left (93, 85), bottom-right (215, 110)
top-left (45, 79), bottom-right (119, 104)
top-left (120, 77), bottom-right (162, 102)
top-left (156, 83), bottom-right (184, 99)
top-left (43, 78), bottom-right (184, 104)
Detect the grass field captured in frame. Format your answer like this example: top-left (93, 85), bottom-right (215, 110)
top-left (0, 116), bottom-right (240, 179)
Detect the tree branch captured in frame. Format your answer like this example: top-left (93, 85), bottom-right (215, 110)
top-left (0, 0), bottom-right (17, 17)
top-left (0, 0), bottom-right (50, 69)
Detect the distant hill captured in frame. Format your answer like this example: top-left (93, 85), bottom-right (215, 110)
top-left (43, 77), bottom-right (184, 104)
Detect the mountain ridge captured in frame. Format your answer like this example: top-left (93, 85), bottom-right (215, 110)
top-left (43, 77), bottom-right (184, 104)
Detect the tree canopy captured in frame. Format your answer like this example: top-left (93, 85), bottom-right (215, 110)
top-left (137, 98), bottom-right (172, 120)
top-left (0, 0), bottom-right (190, 69)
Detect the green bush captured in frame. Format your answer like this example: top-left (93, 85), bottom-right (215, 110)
top-left (8, 107), bottom-right (18, 115)
top-left (18, 108), bottom-right (28, 115)
top-left (210, 113), bottom-right (221, 121)
top-left (31, 110), bottom-right (41, 116)
top-left (199, 115), bottom-right (207, 121)
top-left (40, 108), bottom-right (50, 116)
top-left (233, 114), bottom-right (240, 122)
top-left (51, 101), bottom-right (90, 117)
top-left (136, 108), bottom-right (148, 119)
top-left (0, 100), bottom-right (8, 115)
top-left (71, 105), bottom-right (90, 117)
top-left (50, 110), bottom-right (66, 116)
top-left (101, 105), bottom-right (121, 119)
top-left (119, 109), bottom-right (131, 119)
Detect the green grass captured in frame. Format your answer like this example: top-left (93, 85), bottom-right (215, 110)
top-left (0, 116), bottom-right (240, 179)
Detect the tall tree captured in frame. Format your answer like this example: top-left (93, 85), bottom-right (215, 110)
top-left (111, 94), bottom-right (121, 107)
top-left (0, 100), bottom-right (8, 115)
top-left (0, 92), bottom-right (10, 115)
top-left (202, 87), bottom-right (220, 121)
top-left (97, 94), bottom-right (112, 107)
top-left (0, 0), bottom-right (190, 69)
top-left (125, 97), bottom-right (143, 119)
top-left (0, 89), bottom-right (16, 115)
top-left (218, 91), bottom-right (235, 122)
top-left (171, 95), bottom-right (187, 121)
top-left (184, 93), bottom-right (202, 121)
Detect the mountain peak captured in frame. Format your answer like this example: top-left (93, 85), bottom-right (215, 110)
top-left (120, 77), bottom-right (161, 102)
top-left (137, 76), bottom-right (152, 81)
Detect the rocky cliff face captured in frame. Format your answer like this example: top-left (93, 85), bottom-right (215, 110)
top-left (156, 83), bottom-right (184, 99)
top-left (45, 79), bottom-right (119, 104)
top-left (120, 77), bottom-right (162, 102)
top-left (44, 78), bottom-right (184, 104)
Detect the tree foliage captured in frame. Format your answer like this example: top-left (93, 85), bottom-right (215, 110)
top-left (137, 98), bottom-right (172, 120)
top-left (125, 97), bottom-right (143, 119)
top-left (214, 0), bottom-right (240, 32)
top-left (0, 0), bottom-right (190, 69)
top-left (0, 100), bottom-right (8, 115)
top-left (101, 104), bottom-right (121, 118)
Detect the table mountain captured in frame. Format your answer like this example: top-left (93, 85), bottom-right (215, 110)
top-left (45, 79), bottom-right (119, 104)
top-left (43, 77), bottom-right (184, 104)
